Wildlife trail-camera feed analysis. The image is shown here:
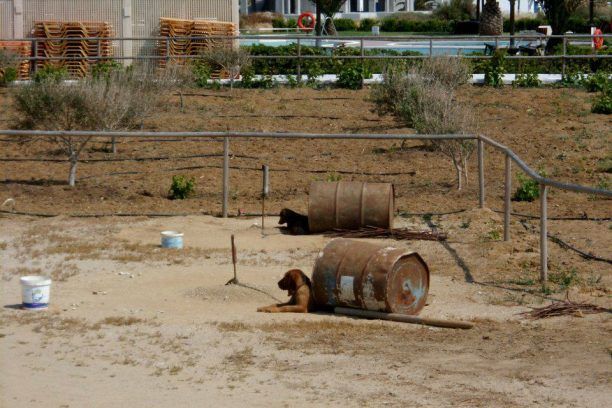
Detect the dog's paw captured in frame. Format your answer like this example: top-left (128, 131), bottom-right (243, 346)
top-left (257, 307), bottom-right (269, 312)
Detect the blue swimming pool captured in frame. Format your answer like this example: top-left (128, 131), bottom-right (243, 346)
top-left (240, 37), bottom-right (529, 55)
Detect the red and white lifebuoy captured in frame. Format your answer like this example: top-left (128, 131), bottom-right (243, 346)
top-left (593, 28), bottom-right (604, 49)
top-left (297, 12), bottom-right (316, 32)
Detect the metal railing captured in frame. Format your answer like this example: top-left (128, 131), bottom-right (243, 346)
top-left (2, 34), bottom-right (611, 76)
top-left (1, 129), bottom-right (610, 283)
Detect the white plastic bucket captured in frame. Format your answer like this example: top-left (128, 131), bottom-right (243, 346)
top-left (161, 231), bottom-right (184, 249)
top-left (20, 276), bottom-right (52, 310)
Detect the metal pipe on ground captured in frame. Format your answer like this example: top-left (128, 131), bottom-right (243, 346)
top-left (334, 307), bottom-right (474, 330)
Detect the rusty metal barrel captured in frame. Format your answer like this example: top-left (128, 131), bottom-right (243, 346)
top-left (312, 238), bottom-right (429, 315)
top-left (308, 181), bottom-right (394, 233)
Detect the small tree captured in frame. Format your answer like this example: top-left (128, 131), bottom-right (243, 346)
top-left (202, 47), bottom-right (251, 90)
top-left (371, 57), bottom-right (476, 190)
top-left (13, 67), bottom-right (180, 186)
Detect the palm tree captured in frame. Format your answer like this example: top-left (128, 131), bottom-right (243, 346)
top-left (479, 0), bottom-right (503, 36)
top-left (314, 0), bottom-right (348, 35)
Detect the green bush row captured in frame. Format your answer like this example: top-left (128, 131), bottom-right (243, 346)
top-left (245, 44), bottom-right (420, 76)
top-left (245, 44), bottom-right (611, 76)
top-left (272, 14), bottom-right (610, 34)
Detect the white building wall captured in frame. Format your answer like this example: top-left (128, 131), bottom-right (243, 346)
top-left (0, 0), bottom-right (14, 38)
top-left (2, 0), bottom-right (238, 59)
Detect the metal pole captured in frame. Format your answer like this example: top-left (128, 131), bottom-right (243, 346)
top-left (165, 37), bottom-right (170, 65)
top-left (32, 39), bottom-right (38, 73)
top-left (504, 154), bottom-right (511, 241)
top-left (539, 184), bottom-right (548, 283)
top-left (429, 38), bottom-right (433, 58)
top-left (261, 164), bottom-right (269, 235)
top-left (478, 139), bottom-right (485, 208)
top-left (360, 38), bottom-right (365, 73)
top-left (297, 37), bottom-right (302, 83)
top-left (562, 36), bottom-right (566, 78)
top-left (222, 136), bottom-right (229, 218)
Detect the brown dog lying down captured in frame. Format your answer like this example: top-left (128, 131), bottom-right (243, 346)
top-left (278, 208), bottom-right (310, 235)
top-left (257, 269), bottom-right (314, 313)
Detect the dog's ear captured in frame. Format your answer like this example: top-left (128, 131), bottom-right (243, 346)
top-left (278, 209), bottom-right (287, 225)
top-left (299, 270), bottom-right (312, 288)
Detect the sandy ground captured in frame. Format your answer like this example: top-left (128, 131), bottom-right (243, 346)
top-left (1, 213), bottom-right (610, 407)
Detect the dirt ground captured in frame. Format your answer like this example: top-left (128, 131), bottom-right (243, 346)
top-left (0, 213), bottom-right (610, 407)
top-left (0, 86), bottom-right (610, 406)
top-left (0, 86), bottom-right (610, 218)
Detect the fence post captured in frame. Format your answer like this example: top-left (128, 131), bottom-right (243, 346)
top-left (32, 39), bottom-right (38, 73)
top-left (360, 38), bottom-right (365, 72)
top-left (297, 37), bottom-right (302, 83)
top-left (504, 153), bottom-right (511, 241)
top-left (478, 138), bottom-right (485, 208)
top-left (562, 36), bottom-right (567, 78)
top-left (222, 136), bottom-right (230, 218)
top-left (165, 37), bottom-right (170, 65)
top-left (429, 38), bottom-right (433, 58)
top-left (539, 183), bottom-right (548, 283)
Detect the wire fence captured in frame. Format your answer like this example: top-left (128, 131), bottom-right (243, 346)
top-left (1, 129), bottom-right (611, 283)
top-left (2, 33), bottom-right (611, 76)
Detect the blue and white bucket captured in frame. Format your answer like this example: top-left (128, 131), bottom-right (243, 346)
top-left (161, 231), bottom-right (184, 249)
top-left (20, 276), bottom-right (52, 310)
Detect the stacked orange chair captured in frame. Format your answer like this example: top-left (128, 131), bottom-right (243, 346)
top-left (158, 17), bottom-right (237, 77)
top-left (31, 21), bottom-right (114, 77)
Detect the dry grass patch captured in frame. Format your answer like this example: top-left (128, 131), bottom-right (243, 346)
top-left (98, 316), bottom-right (144, 327)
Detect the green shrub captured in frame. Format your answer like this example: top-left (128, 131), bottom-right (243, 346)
top-left (513, 173), bottom-right (540, 202)
top-left (433, 0), bottom-right (474, 21)
top-left (169, 175), bottom-right (195, 199)
top-left (337, 65), bottom-right (372, 89)
top-left (513, 71), bottom-right (541, 87)
top-left (380, 17), bottom-right (452, 33)
top-left (192, 61), bottom-right (212, 87)
top-left (549, 268), bottom-right (579, 290)
top-left (579, 71), bottom-right (611, 93)
top-left (34, 65), bottom-right (68, 83)
top-left (591, 92), bottom-right (612, 114)
top-left (0, 49), bottom-right (20, 86)
top-left (483, 51), bottom-right (505, 87)
top-left (271, 17), bottom-right (286, 28)
top-left (91, 61), bottom-right (123, 79)
top-left (0, 66), bottom-right (17, 86)
top-left (333, 18), bottom-right (357, 31)
top-left (358, 18), bottom-right (379, 32)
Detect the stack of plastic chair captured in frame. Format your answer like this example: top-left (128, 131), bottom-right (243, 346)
top-left (31, 21), bottom-right (114, 77)
top-left (159, 18), bottom-right (194, 67)
top-left (158, 17), bottom-right (236, 78)
top-left (0, 41), bottom-right (32, 79)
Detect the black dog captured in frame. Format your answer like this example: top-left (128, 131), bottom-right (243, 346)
top-left (278, 208), bottom-right (310, 235)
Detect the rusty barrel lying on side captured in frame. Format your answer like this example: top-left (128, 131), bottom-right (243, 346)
top-left (308, 181), bottom-right (394, 233)
top-left (312, 238), bottom-right (429, 315)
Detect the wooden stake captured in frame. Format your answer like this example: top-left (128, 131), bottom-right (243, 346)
top-left (261, 194), bottom-right (265, 236)
top-left (261, 165), bottom-right (269, 237)
top-left (226, 234), bottom-right (238, 285)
